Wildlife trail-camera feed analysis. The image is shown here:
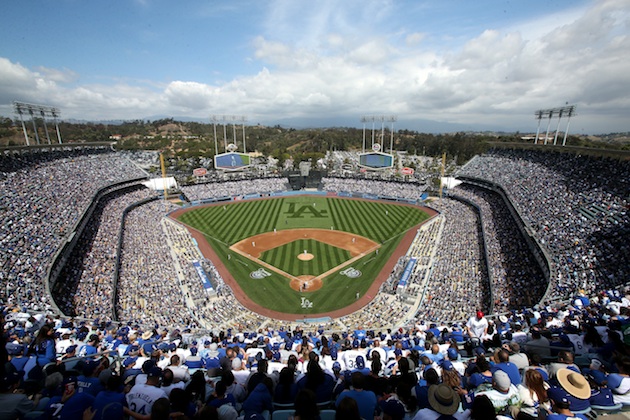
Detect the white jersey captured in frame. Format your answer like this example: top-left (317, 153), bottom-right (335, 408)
top-left (126, 383), bottom-right (168, 416)
top-left (342, 349), bottom-right (365, 370)
top-left (566, 334), bottom-right (586, 355)
top-left (56, 339), bottom-right (74, 355)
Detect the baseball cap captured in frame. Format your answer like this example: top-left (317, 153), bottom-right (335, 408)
top-left (441, 360), bottom-right (454, 371)
top-left (332, 362), bottom-right (341, 372)
top-left (493, 370), bottom-right (511, 391)
top-left (148, 367), bottom-right (163, 378)
top-left (330, 347), bottom-right (338, 360)
top-left (476, 310), bottom-right (484, 319)
top-left (447, 348), bottom-right (458, 360)
top-left (381, 399), bottom-right (406, 420)
top-left (356, 355), bottom-right (365, 370)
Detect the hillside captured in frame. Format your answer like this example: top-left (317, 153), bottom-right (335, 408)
top-left (1, 117), bottom-right (628, 165)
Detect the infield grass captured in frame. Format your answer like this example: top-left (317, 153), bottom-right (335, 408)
top-left (176, 196), bottom-right (429, 315)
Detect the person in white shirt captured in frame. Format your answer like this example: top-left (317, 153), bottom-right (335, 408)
top-left (126, 367), bottom-right (168, 416)
top-left (160, 368), bottom-right (186, 397)
top-left (466, 311), bottom-right (488, 341)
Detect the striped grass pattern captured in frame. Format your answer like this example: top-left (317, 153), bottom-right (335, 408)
top-left (261, 239), bottom-right (351, 277)
top-left (177, 196), bottom-right (429, 314)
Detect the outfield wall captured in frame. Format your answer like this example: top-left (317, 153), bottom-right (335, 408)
top-left (186, 189), bottom-right (422, 208)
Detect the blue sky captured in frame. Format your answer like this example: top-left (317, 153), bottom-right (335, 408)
top-left (0, 0), bottom-right (628, 134)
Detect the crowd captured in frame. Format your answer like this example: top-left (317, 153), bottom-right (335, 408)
top-left (0, 150), bottom-right (630, 419)
top-left (180, 178), bottom-right (288, 203)
top-left (458, 149), bottom-right (629, 302)
top-left (450, 184), bottom-right (547, 313)
top-left (53, 186), bottom-right (155, 319)
top-left (0, 149), bottom-right (147, 315)
top-left (3, 287), bottom-right (630, 419)
top-left (417, 199), bottom-right (490, 323)
top-left (322, 178), bottom-right (426, 200)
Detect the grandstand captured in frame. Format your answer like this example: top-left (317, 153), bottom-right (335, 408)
top-left (2, 144), bottom-right (630, 419)
top-left (1, 145), bottom-right (628, 329)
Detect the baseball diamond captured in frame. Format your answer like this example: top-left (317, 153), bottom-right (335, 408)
top-left (172, 195), bottom-right (434, 319)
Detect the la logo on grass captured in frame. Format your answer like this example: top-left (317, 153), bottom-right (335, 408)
top-left (285, 202), bottom-right (328, 219)
top-left (300, 297), bottom-right (313, 308)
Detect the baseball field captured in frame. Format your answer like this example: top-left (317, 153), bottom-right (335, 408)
top-left (173, 195), bottom-right (432, 318)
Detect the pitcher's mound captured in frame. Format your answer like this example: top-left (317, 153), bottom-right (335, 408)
top-left (297, 253), bottom-right (314, 261)
top-left (290, 275), bottom-right (323, 292)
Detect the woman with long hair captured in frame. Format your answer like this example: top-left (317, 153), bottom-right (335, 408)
top-left (515, 368), bottom-right (549, 420)
top-left (274, 366), bottom-right (298, 405)
top-left (30, 324), bottom-right (56, 367)
top-left (297, 360), bottom-right (334, 403)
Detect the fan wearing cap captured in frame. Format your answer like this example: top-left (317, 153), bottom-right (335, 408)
top-left (547, 368), bottom-right (591, 413)
top-left (466, 311), bottom-right (489, 342)
top-left (126, 366), bottom-right (168, 416)
top-left (412, 383), bottom-right (468, 419)
top-left (472, 370), bottom-right (521, 416)
top-left (343, 339), bottom-right (367, 372)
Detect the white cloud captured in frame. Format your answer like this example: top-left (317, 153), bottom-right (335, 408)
top-left (0, 0), bottom-right (628, 133)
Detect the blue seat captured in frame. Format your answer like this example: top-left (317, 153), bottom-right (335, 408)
top-left (271, 409), bottom-right (294, 420)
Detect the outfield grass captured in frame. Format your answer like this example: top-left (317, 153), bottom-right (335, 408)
top-left (177, 196), bottom-right (429, 315)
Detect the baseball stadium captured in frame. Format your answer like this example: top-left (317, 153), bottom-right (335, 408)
top-left (1, 137), bottom-right (630, 418)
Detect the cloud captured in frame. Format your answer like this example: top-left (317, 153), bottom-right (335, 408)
top-left (0, 0), bottom-right (627, 134)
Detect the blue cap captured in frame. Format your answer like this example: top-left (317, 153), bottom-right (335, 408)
top-left (356, 355), bottom-right (365, 369)
top-left (447, 348), bottom-right (458, 360)
top-left (441, 360), bottom-right (454, 371)
top-left (123, 357), bottom-right (137, 367)
top-left (333, 362), bottom-right (341, 371)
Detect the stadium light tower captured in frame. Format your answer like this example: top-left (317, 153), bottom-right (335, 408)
top-left (387, 115), bottom-right (397, 153)
top-left (240, 116), bottom-right (247, 153)
top-left (14, 103), bottom-right (30, 146)
top-left (534, 110), bottom-right (544, 144)
top-left (562, 105), bottom-right (576, 146)
top-left (221, 115), bottom-right (228, 152)
top-left (210, 115), bottom-right (220, 155)
top-left (231, 115), bottom-right (238, 145)
top-left (51, 108), bottom-right (62, 144)
top-left (360, 116), bottom-right (369, 153)
top-left (533, 104), bottom-right (577, 146)
top-left (13, 101), bottom-right (63, 146)
top-left (553, 108), bottom-right (565, 145)
top-left (40, 109), bottom-right (52, 144)
top-left (543, 109), bottom-right (554, 145)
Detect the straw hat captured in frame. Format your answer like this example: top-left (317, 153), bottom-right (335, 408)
top-left (557, 368), bottom-right (591, 400)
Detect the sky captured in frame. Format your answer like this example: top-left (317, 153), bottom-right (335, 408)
top-left (0, 0), bottom-right (628, 134)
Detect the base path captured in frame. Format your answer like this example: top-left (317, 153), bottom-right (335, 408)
top-left (171, 197), bottom-right (439, 321)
